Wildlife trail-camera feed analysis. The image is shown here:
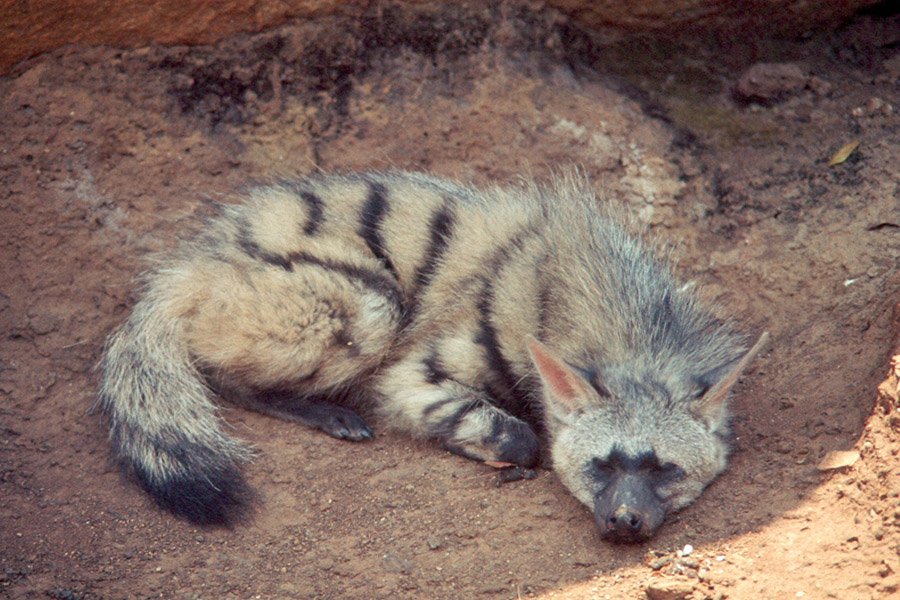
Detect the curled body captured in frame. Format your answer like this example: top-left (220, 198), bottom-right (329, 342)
top-left (99, 171), bottom-right (766, 541)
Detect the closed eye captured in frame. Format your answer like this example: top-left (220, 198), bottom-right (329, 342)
top-left (593, 457), bottom-right (614, 473)
top-left (655, 463), bottom-right (686, 489)
top-left (589, 457), bottom-right (616, 490)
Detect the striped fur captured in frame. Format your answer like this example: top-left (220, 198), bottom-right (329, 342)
top-left (99, 171), bottom-right (765, 539)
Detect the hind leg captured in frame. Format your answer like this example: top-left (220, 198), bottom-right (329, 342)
top-left (245, 389), bottom-right (374, 441)
top-left (170, 254), bottom-right (401, 436)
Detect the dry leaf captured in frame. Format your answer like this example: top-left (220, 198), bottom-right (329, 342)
top-left (828, 140), bottom-right (859, 166)
top-left (484, 460), bottom-right (515, 469)
top-left (817, 450), bottom-right (860, 471)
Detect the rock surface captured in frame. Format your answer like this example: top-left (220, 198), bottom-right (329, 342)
top-left (733, 62), bottom-right (809, 105)
top-left (0, 0), bottom-right (881, 74)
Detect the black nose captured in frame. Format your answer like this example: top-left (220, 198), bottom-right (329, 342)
top-left (604, 506), bottom-right (646, 542)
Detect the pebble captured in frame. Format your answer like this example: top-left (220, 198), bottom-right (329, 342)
top-left (382, 553), bottom-right (412, 575)
top-left (317, 558), bottom-right (334, 571)
top-left (733, 62), bottom-right (807, 105)
top-left (866, 97), bottom-right (885, 112)
top-left (851, 97), bottom-right (894, 118)
top-left (807, 76), bottom-right (832, 96)
top-left (645, 579), bottom-right (695, 600)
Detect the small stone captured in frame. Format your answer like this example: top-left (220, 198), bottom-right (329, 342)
top-left (426, 537), bottom-right (443, 550)
top-left (681, 544), bottom-right (694, 556)
top-left (47, 589), bottom-right (81, 600)
top-left (817, 450), bottom-right (859, 471)
top-left (317, 559), bottom-right (334, 571)
top-left (650, 557), bottom-right (673, 570)
top-left (807, 76), bottom-right (832, 96)
top-left (733, 62), bottom-right (807, 105)
top-left (866, 97), bottom-right (885, 113)
top-left (382, 553), bottom-right (412, 575)
top-left (533, 507), bottom-right (555, 518)
top-left (645, 579), bottom-right (695, 600)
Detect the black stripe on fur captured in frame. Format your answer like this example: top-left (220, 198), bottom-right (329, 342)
top-left (358, 182), bottom-right (399, 279)
top-left (237, 230), bottom-right (403, 311)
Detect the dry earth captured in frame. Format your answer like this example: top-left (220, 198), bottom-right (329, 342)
top-left (0, 2), bottom-right (898, 599)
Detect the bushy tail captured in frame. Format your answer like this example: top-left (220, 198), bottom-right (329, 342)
top-left (98, 296), bottom-right (254, 526)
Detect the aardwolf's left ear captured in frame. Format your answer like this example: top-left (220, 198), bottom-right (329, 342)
top-left (527, 336), bottom-right (598, 421)
top-left (691, 332), bottom-right (770, 430)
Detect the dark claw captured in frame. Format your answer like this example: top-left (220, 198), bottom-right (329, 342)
top-left (495, 420), bottom-right (540, 467)
top-left (319, 408), bottom-right (374, 442)
top-left (496, 466), bottom-right (538, 485)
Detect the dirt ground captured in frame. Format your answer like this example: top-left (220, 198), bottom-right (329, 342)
top-left (1, 2), bottom-right (898, 599)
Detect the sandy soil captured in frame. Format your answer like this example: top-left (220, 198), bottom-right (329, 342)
top-left (1, 3), bottom-right (897, 599)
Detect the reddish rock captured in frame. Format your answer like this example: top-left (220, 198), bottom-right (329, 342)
top-left (733, 62), bottom-right (808, 105)
top-left (0, 0), bottom-right (882, 75)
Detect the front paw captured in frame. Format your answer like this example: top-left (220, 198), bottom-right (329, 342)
top-left (494, 419), bottom-right (540, 467)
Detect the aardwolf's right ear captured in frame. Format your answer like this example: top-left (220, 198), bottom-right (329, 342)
top-left (527, 336), bottom-right (596, 421)
top-left (691, 332), bottom-right (770, 431)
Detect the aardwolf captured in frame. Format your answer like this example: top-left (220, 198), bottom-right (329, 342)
top-left (99, 172), bottom-right (766, 542)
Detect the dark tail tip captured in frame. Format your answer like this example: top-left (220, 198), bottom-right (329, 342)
top-left (134, 460), bottom-right (256, 527)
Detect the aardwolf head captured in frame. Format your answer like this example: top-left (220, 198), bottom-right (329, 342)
top-left (527, 333), bottom-right (768, 542)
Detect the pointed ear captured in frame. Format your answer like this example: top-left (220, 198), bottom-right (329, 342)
top-left (526, 336), bottom-right (596, 420)
top-left (691, 332), bottom-right (769, 430)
